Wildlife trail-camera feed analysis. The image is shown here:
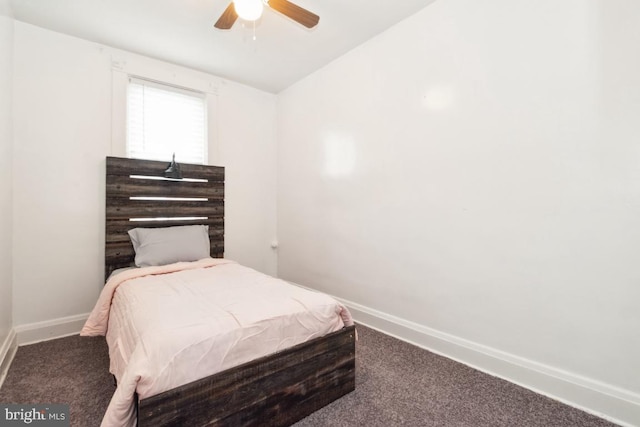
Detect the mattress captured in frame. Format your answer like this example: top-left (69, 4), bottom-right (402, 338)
top-left (81, 258), bottom-right (354, 427)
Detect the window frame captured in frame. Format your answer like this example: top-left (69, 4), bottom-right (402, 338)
top-left (126, 76), bottom-right (208, 165)
top-left (110, 57), bottom-right (220, 167)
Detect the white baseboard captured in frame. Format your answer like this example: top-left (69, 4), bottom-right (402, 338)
top-left (339, 298), bottom-right (640, 427)
top-left (14, 313), bottom-right (90, 346)
top-left (0, 329), bottom-right (18, 389)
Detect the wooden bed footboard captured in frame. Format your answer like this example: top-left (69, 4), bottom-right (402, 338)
top-left (138, 325), bottom-right (356, 426)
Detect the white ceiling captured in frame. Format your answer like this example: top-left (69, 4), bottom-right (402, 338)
top-left (10, 0), bottom-right (437, 93)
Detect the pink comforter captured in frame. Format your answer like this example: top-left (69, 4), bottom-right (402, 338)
top-left (81, 258), bottom-right (353, 427)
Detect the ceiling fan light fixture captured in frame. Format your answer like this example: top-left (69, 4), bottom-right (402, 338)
top-left (233, 0), bottom-right (264, 21)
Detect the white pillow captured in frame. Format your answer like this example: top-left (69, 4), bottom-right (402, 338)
top-left (128, 225), bottom-right (211, 267)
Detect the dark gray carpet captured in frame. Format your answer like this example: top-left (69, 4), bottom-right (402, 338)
top-left (0, 325), bottom-right (615, 427)
top-left (0, 334), bottom-right (112, 426)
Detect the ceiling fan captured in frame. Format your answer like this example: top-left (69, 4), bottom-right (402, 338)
top-left (214, 0), bottom-right (320, 30)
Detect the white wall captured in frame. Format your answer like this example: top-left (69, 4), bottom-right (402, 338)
top-left (0, 1), bottom-right (14, 351)
top-left (217, 83), bottom-right (278, 273)
top-left (277, 0), bottom-right (640, 423)
top-left (12, 22), bottom-right (277, 327)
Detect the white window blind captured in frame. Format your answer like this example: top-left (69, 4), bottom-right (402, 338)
top-left (127, 77), bottom-right (207, 165)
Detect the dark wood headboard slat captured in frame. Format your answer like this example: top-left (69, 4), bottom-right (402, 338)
top-left (106, 176), bottom-right (224, 199)
top-left (107, 157), bottom-right (225, 181)
top-left (106, 202), bottom-right (224, 220)
top-left (106, 218), bottom-right (224, 243)
top-left (105, 156), bottom-right (225, 280)
top-left (106, 218), bottom-right (224, 240)
top-left (107, 198), bottom-right (223, 209)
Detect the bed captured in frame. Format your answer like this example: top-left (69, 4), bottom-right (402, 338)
top-left (83, 156), bottom-right (356, 426)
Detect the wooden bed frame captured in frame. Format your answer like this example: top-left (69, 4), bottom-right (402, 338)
top-left (104, 156), bottom-right (356, 426)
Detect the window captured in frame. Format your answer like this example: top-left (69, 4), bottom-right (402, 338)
top-left (127, 77), bottom-right (207, 164)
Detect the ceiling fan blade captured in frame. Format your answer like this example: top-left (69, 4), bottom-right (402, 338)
top-left (214, 2), bottom-right (238, 30)
top-left (268, 0), bottom-right (319, 28)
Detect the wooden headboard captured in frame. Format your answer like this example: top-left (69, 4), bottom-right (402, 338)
top-left (105, 156), bottom-right (225, 280)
